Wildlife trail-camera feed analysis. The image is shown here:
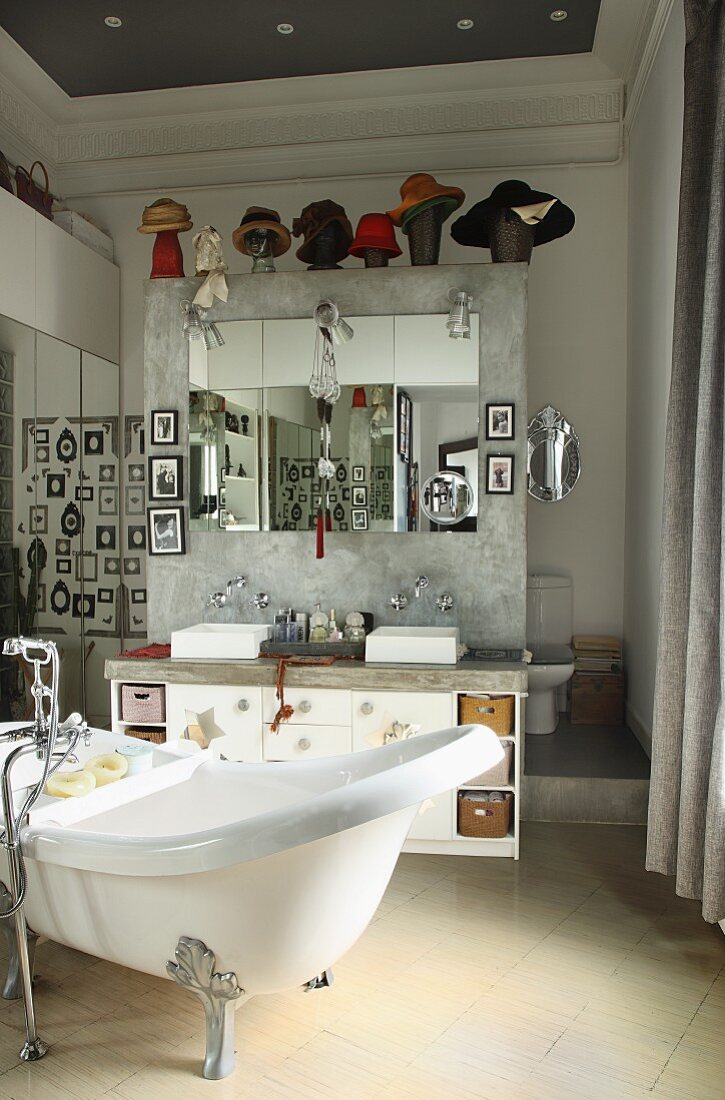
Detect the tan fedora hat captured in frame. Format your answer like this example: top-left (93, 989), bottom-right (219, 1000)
top-left (232, 207), bottom-right (291, 256)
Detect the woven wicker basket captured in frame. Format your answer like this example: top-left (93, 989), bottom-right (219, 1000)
top-left (121, 683), bottom-right (166, 723)
top-left (486, 210), bottom-right (535, 263)
top-left (458, 791), bottom-right (513, 839)
top-left (459, 694), bottom-right (514, 736)
top-left (123, 726), bottom-right (166, 744)
top-left (465, 741), bottom-right (513, 787)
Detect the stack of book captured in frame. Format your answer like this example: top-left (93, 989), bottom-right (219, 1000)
top-left (571, 635), bottom-right (623, 674)
top-left (569, 636), bottom-right (625, 725)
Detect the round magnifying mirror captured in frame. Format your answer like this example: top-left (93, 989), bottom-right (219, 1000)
top-left (421, 470), bottom-right (474, 525)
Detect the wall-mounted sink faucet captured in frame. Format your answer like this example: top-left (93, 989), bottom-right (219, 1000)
top-left (436, 594), bottom-right (454, 613)
top-left (414, 575), bottom-right (429, 599)
top-left (226, 575), bottom-right (246, 596)
top-left (390, 594), bottom-right (408, 612)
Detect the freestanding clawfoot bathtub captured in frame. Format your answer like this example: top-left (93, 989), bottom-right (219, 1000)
top-left (2, 723), bottom-right (502, 1079)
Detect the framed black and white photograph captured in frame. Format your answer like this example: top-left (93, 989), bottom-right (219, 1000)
top-left (486, 403), bottom-right (515, 441)
top-left (148, 506), bottom-right (185, 555)
top-left (352, 486), bottom-right (367, 507)
top-left (352, 465), bottom-right (365, 483)
top-left (152, 410), bottom-right (179, 446)
top-left (486, 454), bottom-right (515, 494)
top-left (351, 508), bottom-right (368, 531)
top-left (148, 456), bottom-right (182, 501)
top-left (397, 390), bottom-right (412, 463)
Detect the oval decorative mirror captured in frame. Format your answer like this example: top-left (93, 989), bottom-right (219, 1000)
top-left (420, 470), bottom-right (474, 525)
top-left (527, 405), bottom-right (581, 502)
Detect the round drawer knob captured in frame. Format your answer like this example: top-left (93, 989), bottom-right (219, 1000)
top-left (237, 699), bottom-right (250, 712)
top-left (298, 700), bottom-right (312, 714)
top-left (297, 737), bottom-right (311, 751)
top-left (360, 702), bottom-right (374, 716)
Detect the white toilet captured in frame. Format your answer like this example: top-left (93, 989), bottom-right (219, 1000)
top-left (526, 574), bottom-right (575, 735)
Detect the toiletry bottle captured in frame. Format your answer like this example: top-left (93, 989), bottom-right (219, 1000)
top-left (273, 609), bottom-right (286, 643)
top-left (309, 604), bottom-right (329, 643)
top-left (295, 612), bottom-right (308, 643)
top-left (328, 609), bottom-right (342, 642)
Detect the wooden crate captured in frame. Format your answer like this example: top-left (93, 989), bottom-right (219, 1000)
top-left (569, 672), bottom-right (625, 725)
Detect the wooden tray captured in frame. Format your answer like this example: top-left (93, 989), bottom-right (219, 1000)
top-left (258, 641), bottom-right (365, 660)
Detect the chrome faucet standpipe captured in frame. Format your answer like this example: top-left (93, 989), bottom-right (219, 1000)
top-left (414, 575), bottom-right (429, 599)
top-left (0, 637), bottom-right (90, 1063)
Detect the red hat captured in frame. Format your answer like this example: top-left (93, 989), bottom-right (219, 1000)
top-left (349, 213), bottom-right (402, 258)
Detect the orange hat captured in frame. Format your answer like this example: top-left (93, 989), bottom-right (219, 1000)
top-left (387, 173), bottom-right (465, 227)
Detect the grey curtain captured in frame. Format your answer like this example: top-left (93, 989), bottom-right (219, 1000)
top-left (647, 0), bottom-right (725, 923)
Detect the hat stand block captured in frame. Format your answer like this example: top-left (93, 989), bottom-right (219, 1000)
top-left (406, 205), bottom-right (446, 266)
top-left (363, 248), bottom-right (389, 268)
top-left (307, 225), bottom-right (344, 271)
top-left (150, 230), bottom-right (185, 278)
top-left (486, 211), bottom-right (536, 264)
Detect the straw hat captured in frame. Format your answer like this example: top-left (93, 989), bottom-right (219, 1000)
top-left (451, 180), bottom-right (575, 248)
top-left (349, 213), bottom-right (402, 257)
top-left (387, 173), bottom-right (465, 227)
top-left (232, 207), bottom-right (291, 256)
top-left (137, 197), bottom-right (192, 234)
top-left (292, 200), bottom-right (353, 264)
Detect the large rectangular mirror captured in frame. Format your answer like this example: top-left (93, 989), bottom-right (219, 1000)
top-left (188, 314), bottom-right (479, 534)
top-left (0, 314), bottom-right (122, 727)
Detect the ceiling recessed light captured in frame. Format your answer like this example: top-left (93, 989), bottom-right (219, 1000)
top-left (104, 15), bottom-right (123, 28)
top-left (457, 18), bottom-right (475, 30)
top-left (550, 9), bottom-right (568, 20)
top-left (277, 23), bottom-right (294, 34)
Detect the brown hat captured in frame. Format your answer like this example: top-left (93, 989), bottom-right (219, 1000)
top-left (387, 173), bottom-right (465, 227)
top-left (292, 200), bottom-right (353, 264)
top-left (137, 197), bottom-right (192, 234)
top-left (232, 207), bottom-right (291, 256)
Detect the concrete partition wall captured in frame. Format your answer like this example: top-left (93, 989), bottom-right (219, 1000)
top-left (144, 264), bottom-right (527, 647)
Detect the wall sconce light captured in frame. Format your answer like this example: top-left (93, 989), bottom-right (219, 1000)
top-left (446, 288), bottom-right (473, 340)
top-left (181, 300), bottom-right (225, 349)
top-left (313, 299), bottom-right (354, 344)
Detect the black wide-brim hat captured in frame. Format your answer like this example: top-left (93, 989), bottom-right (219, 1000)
top-left (451, 179), bottom-right (575, 248)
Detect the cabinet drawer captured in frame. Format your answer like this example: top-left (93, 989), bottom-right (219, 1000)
top-left (351, 691), bottom-right (455, 752)
top-left (166, 684), bottom-right (263, 762)
top-left (263, 724), bottom-right (352, 761)
top-left (262, 687), bottom-right (351, 726)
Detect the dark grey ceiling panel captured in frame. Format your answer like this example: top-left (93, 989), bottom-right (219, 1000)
top-left (0, 1), bottom-right (601, 98)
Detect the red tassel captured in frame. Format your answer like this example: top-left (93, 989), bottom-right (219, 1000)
top-left (316, 510), bottom-right (324, 559)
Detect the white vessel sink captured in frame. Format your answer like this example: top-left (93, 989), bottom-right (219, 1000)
top-left (365, 626), bottom-right (460, 665)
top-left (171, 623), bottom-right (271, 661)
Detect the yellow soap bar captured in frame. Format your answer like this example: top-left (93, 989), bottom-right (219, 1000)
top-left (46, 770), bottom-right (96, 799)
top-left (84, 754), bottom-right (128, 786)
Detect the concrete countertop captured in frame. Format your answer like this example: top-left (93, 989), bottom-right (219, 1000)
top-left (105, 657), bottom-right (528, 693)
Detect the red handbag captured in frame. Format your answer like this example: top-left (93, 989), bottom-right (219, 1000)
top-left (0, 150), bottom-right (12, 195)
top-left (15, 161), bottom-right (52, 220)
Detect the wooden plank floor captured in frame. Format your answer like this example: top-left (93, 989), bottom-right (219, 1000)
top-left (0, 823), bottom-right (722, 1099)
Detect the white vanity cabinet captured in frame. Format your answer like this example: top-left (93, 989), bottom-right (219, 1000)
top-left (109, 663), bottom-right (524, 860)
top-left (166, 684), bottom-right (264, 762)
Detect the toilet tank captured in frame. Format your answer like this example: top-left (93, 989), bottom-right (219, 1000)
top-left (526, 574), bottom-right (572, 649)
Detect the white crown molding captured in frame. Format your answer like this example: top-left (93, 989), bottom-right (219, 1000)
top-left (57, 122), bottom-right (624, 197)
top-left (56, 81), bottom-right (622, 163)
top-left (0, 69), bottom-right (57, 171)
top-left (624, 0), bottom-right (677, 127)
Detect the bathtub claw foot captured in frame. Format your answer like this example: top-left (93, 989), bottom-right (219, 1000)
top-left (166, 936), bottom-right (243, 1080)
top-left (304, 969), bottom-right (334, 991)
top-left (0, 882), bottom-right (38, 1001)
